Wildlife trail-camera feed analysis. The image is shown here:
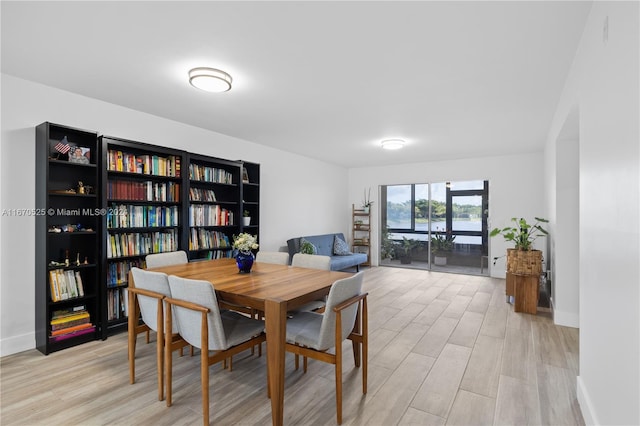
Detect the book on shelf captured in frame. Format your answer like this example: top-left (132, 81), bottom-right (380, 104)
top-left (189, 205), bottom-right (234, 227)
top-left (74, 271), bottom-right (85, 297)
top-left (49, 269), bottom-right (85, 302)
top-left (107, 259), bottom-right (145, 287)
top-left (106, 229), bottom-right (178, 258)
top-left (188, 164), bottom-right (233, 184)
top-left (107, 204), bottom-right (179, 228)
top-left (49, 325), bottom-right (95, 342)
top-left (189, 187), bottom-right (217, 202)
top-left (107, 150), bottom-right (181, 177)
top-left (189, 229), bottom-right (231, 250)
top-left (107, 180), bottom-right (180, 202)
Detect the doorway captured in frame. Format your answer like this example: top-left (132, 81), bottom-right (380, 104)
top-left (380, 180), bottom-right (489, 276)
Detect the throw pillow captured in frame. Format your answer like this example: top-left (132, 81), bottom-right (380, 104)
top-left (333, 235), bottom-right (352, 256)
top-left (300, 238), bottom-right (318, 255)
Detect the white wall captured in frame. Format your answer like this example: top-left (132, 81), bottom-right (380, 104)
top-left (348, 152), bottom-right (546, 276)
top-left (544, 2), bottom-right (639, 424)
top-left (0, 74), bottom-right (349, 356)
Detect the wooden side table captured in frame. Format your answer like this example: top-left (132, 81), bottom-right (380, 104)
top-left (512, 272), bottom-right (539, 314)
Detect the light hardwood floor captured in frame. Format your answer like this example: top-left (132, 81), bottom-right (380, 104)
top-left (0, 267), bottom-right (584, 425)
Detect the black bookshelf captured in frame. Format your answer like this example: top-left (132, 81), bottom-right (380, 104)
top-left (35, 122), bottom-right (102, 354)
top-left (100, 136), bottom-right (187, 334)
top-left (187, 154), bottom-right (241, 261)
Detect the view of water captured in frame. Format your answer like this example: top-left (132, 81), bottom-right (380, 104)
top-left (388, 220), bottom-right (482, 245)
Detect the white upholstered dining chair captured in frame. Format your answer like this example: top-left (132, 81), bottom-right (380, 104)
top-left (145, 250), bottom-right (188, 269)
top-left (256, 251), bottom-right (290, 265)
top-left (285, 271), bottom-right (368, 425)
top-left (290, 253), bottom-right (332, 316)
top-left (128, 268), bottom-right (189, 401)
top-left (165, 276), bottom-right (266, 426)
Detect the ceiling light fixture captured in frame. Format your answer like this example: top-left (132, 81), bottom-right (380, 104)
top-left (381, 139), bottom-right (405, 150)
top-left (188, 67), bottom-right (232, 93)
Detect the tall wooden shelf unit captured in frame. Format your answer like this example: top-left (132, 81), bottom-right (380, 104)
top-left (352, 204), bottom-right (371, 266)
top-left (35, 122), bottom-right (102, 354)
top-left (187, 154), bottom-right (241, 261)
top-left (100, 136), bottom-right (186, 334)
top-left (240, 161), bottom-right (260, 234)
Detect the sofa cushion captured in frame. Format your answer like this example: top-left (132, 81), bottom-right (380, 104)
top-left (333, 234), bottom-right (352, 255)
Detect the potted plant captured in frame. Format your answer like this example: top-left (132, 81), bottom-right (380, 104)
top-left (396, 237), bottom-right (422, 264)
top-left (242, 209), bottom-right (251, 227)
top-left (299, 239), bottom-right (316, 255)
top-left (490, 217), bottom-right (548, 274)
top-left (431, 228), bottom-right (455, 266)
top-left (380, 225), bottom-right (395, 261)
top-left (362, 188), bottom-right (373, 214)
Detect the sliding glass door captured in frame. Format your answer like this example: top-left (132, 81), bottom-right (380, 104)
top-left (380, 180), bottom-right (489, 275)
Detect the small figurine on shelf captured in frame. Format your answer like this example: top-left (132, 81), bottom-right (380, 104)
top-left (65, 250), bottom-right (70, 267)
top-left (77, 181), bottom-right (85, 194)
top-left (76, 253), bottom-right (81, 266)
top-left (84, 256), bottom-right (89, 265)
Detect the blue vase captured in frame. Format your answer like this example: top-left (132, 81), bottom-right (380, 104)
top-left (235, 251), bottom-right (254, 273)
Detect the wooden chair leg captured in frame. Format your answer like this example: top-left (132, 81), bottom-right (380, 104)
top-left (295, 353), bottom-right (299, 370)
top-left (201, 312), bottom-right (209, 426)
top-left (156, 299), bottom-right (164, 401)
top-left (336, 341), bottom-right (343, 424)
top-left (352, 308), bottom-right (362, 367)
top-left (362, 298), bottom-right (368, 395)
top-left (303, 356), bottom-right (308, 373)
top-left (165, 306), bottom-right (174, 407)
top-left (128, 291), bottom-right (137, 385)
top-left (146, 330), bottom-right (150, 344)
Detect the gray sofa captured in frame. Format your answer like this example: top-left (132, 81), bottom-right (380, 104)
top-left (286, 233), bottom-right (367, 271)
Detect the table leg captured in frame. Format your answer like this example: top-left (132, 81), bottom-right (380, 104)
top-left (265, 299), bottom-right (287, 426)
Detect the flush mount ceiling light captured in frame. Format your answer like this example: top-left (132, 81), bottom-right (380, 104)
top-left (188, 67), bottom-right (232, 93)
top-left (380, 139), bottom-right (405, 150)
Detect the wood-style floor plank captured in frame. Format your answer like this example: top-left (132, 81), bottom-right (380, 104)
top-left (0, 266), bottom-right (585, 426)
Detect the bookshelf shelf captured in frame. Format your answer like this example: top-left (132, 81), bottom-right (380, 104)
top-left (36, 122), bottom-right (102, 355)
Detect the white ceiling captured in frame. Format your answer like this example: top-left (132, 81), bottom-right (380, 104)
top-left (1, 1), bottom-right (592, 168)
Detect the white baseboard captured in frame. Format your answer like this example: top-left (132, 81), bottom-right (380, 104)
top-left (577, 375), bottom-right (599, 425)
top-left (549, 297), bottom-right (579, 328)
top-left (0, 331), bottom-right (35, 357)
top-left (553, 309), bottom-right (580, 328)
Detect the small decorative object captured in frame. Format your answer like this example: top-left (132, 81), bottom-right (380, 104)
top-left (242, 167), bottom-right (250, 183)
top-left (84, 256), bottom-right (89, 265)
top-left (76, 253), bottom-right (81, 266)
top-left (362, 187), bottom-right (374, 214)
top-left (233, 233), bottom-right (259, 273)
top-left (48, 226), bottom-right (62, 233)
top-left (243, 210), bottom-right (251, 227)
top-left (69, 146), bottom-right (90, 164)
top-left (64, 250), bottom-right (70, 267)
top-left (77, 181), bottom-right (85, 194)
top-left (52, 136), bottom-right (71, 160)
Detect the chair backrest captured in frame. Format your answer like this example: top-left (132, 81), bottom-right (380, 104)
top-left (256, 251), bottom-right (289, 265)
top-left (316, 272), bottom-right (364, 350)
top-left (130, 267), bottom-right (175, 333)
top-left (145, 251), bottom-right (188, 269)
top-left (167, 276), bottom-right (227, 351)
top-left (291, 253), bottom-right (331, 270)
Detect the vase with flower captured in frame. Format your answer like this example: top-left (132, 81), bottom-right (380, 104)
top-left (233, 232), bottom-right (259, 273)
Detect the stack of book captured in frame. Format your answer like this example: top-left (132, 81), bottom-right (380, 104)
top-left (49, 306), bottom-right (95, 342)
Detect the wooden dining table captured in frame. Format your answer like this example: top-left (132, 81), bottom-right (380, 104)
top-left (144, 257), bottom-right (351, 426)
